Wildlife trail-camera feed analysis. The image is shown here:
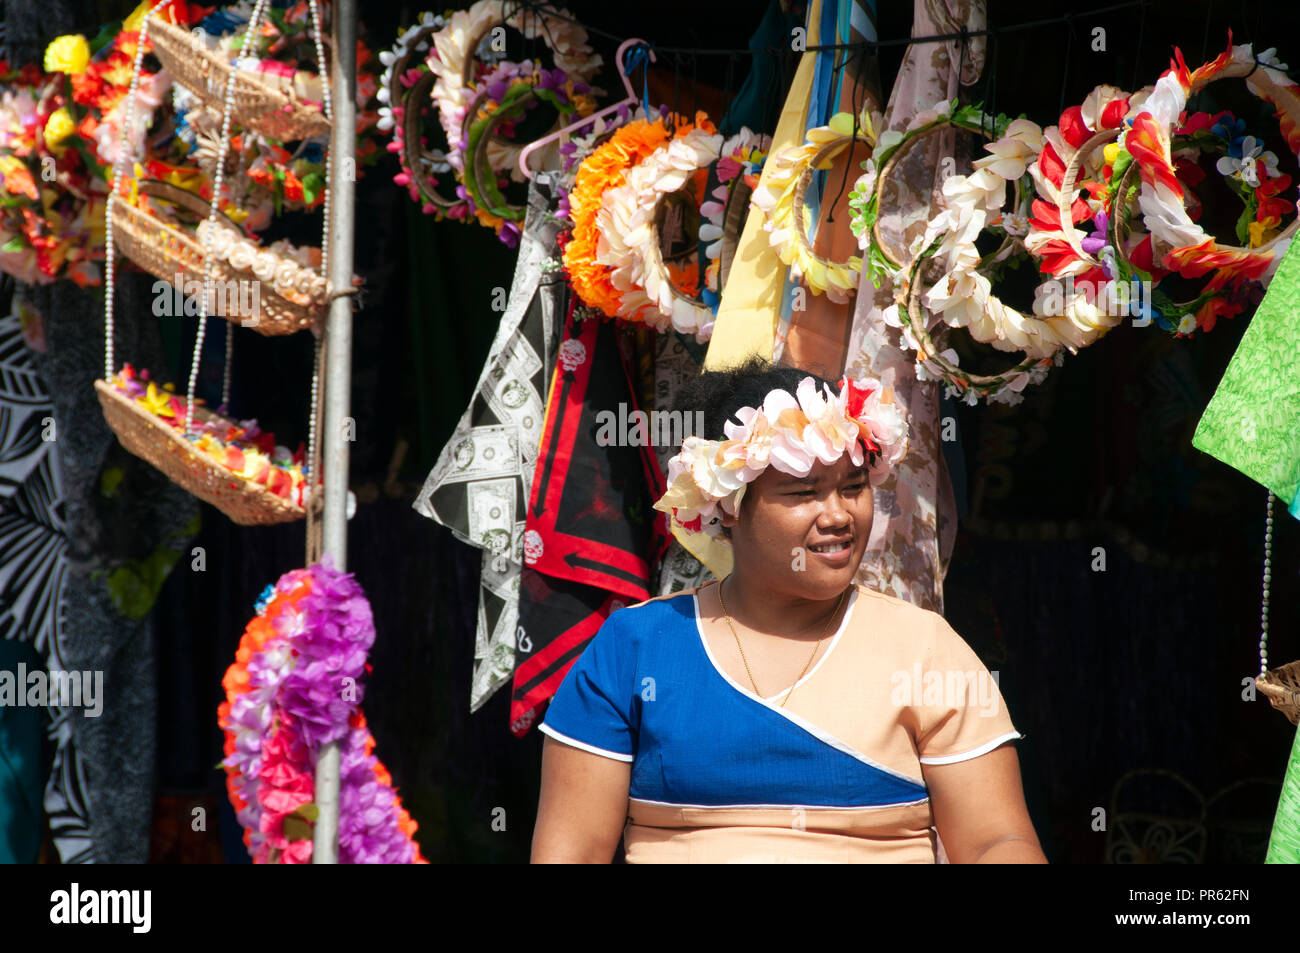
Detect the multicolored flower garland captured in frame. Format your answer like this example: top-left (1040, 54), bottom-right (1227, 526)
top-left (1119, 40), bottom-right (1300, 332)
top-left (219, 559), bottom-right (427, 864)
top-left (428, 0), bottom-right (600, 180)
top-left (701, 130), bottom-right (770, 307)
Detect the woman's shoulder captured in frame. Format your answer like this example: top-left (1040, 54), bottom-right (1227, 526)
top-left (598, 586), bottom-right (701, 643)
top-left (847, 584), bottom-right (969, 656)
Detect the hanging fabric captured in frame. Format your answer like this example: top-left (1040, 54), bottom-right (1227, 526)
top-left (508, 310), bottom-right (668, 735)
top-left (413, 175), bottom-right (567, 711)
top-left (1193, 238), bottom-right (1300, 522)
top-left (779, 0), bottom-right (883, 378)
top-left (838, 0), bottom-right (986, 612)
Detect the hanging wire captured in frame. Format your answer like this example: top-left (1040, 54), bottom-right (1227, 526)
top-left (513, 0), bottom-right (1149, 56)
top-left (1131, 0), bottom-right (1148, 92)
top-left (1200, 0), bottom-right (1215, 65)
top-left (824, 43), bottom-right (871, 226)
top-left (1058, 13), bottom-right (1076, 119)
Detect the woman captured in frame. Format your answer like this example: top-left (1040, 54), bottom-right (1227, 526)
top-left (531, 359), bottom-right (1046, 863)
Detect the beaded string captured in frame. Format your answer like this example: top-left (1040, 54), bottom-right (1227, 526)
top-left (304, 0), bottom-right (333, 487)
top-left (104, 0), bottom-right (178, 382)
top-left (1260, 490), bottom-right (1275, 676)
top-left (184, 0), bottom-right (270, 437)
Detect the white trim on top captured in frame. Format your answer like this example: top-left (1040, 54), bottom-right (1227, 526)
top-left (538, 722), bottom-right (635, 763)
top-left (917, 731), bottom-right (1025, 765)
top-left (691, 587), bottom-right (927, 789)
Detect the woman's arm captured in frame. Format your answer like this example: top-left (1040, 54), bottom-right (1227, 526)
top-left (922, 744), bottom-right (1048, 863)
top-left (531, 736), bottom-right (632, 863)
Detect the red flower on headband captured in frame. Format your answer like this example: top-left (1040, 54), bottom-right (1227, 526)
top-left (839, 377), bottom-right (882, 455)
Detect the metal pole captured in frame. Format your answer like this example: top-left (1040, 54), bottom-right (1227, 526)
top-left (313, 0), bottom-right (356, 865)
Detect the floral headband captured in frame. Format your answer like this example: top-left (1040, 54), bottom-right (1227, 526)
top-left (653, 374), bottom-right (909, 542)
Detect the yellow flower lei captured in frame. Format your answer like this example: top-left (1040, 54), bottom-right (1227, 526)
top-left (750, 116), bottom-right (874, 304)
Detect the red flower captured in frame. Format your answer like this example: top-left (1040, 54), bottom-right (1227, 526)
top-left (1099, 97), bottom-right (1130, 129)
top-left (1257, 173), bottom-right (1294, 225)
top-left (1058, 106), bottom-right (1091, 149)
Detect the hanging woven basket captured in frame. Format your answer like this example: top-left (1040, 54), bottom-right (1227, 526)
top-left (1257, 662), bottom-right (1300, 726)
top-left (147, 16), bottom-right (331, 142)
top-left (110, 182), bottom-right (328, 334)
top-left (95, 380), bottom-right (305, 526)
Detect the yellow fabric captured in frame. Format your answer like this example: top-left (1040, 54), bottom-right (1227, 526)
top-left (683, 1), bottom-right (822, 580)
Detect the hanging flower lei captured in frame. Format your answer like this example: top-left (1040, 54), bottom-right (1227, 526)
top-left (1023, 84), bottom-right (1137, 280)
top-left (652, 374), bottom-right (909, 541)
top-left (427, 0), bottom-right (600, 179)
top-left (562, 116), bottom-right (676, 317)
top-left (108, 364), bottom-right (311, 506)
top-left (906, 114), bottom-right (1092, 360)
top-left (219, 559), bottom-right (428, 864)
top-left (1120, 39), bottom-right (1300, 332)
top-left (848, 100), bottom-right (1012, 288)
top-left (459, 63), bottom-right (594, 245)
top-left (1104, 105), bottom-right (1294, 335)
top-left (752, 111), bottom-right (876, 303)
top-left (377, 12), bottom-right (448, 136)
top-left (594, 116), bottom-right (721, 340)
top-left (379, 13), bottom-right (459, 217)
top-left (701, 129), bottom-right (770, 308)
top-left (891, 246), bottom-right (1063, 407)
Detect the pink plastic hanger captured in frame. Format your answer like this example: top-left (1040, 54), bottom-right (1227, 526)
top-left (518, 37), bottom-right (656, 180)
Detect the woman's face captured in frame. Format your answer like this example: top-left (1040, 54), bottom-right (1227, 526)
top-left (721, 452), bottom-right (874, 599)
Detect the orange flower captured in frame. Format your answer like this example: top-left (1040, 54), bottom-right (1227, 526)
top-left (563, 113), bottom-right (710, 317)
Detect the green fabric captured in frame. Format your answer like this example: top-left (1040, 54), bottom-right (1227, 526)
top-left (1192, 240), bottom-right (1300, 517)
top-left (1266, 721), bottom-right (1300, 863)
top-left (0, 639), bottom-right (45, 863)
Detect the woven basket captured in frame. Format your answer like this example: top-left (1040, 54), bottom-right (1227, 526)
top-left (1257, 662), bottom-right (1300, 726)
top-left (148, 17), bottom-right (330, 142)
top-left (95, 380), bottom-right (304, 525)
top-left (110, 184), bottom-right (327, 335)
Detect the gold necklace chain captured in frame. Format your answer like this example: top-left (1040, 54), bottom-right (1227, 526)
top-left (716, 579), bottom-right (847, 708)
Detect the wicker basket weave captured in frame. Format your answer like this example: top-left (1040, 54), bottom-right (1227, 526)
top-left (147, 16), bottom-right (330, 142)
top-left (110, 187), bottom-right (327, 335)
top-left (95, 380), bottom-right (305, 525)
top-left (1257, 662), bottom-right (1300, 726)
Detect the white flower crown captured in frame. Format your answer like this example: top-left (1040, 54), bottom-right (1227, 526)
top-left (653, 374), bottom-right (909, 540)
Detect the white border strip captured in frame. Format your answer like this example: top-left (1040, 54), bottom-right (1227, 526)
top-left (538, 723), bottom-right (635, 762)
top-left (918, 731), bottom-right (1025, 765)
top-left (630, 795), bottom-right (930, 811)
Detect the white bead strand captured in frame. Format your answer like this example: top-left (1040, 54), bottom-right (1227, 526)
top-left (1260, 490), bottom-right (1275, 676)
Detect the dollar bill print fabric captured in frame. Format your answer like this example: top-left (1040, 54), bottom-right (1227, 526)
top-left (414, 176), bottom-right (567, 711)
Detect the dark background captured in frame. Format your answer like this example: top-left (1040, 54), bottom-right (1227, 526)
top-left (12, 0), bottom-right (1296, 863)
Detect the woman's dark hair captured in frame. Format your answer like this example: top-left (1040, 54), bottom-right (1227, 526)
top-left (670, 356), bottom-right (840, 441)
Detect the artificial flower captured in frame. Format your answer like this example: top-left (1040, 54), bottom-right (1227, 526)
top-left (43, 35), bottom-right (90, 75)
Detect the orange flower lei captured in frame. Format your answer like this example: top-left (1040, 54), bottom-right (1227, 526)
top-left (563, 113), bottom-right (714, 317)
